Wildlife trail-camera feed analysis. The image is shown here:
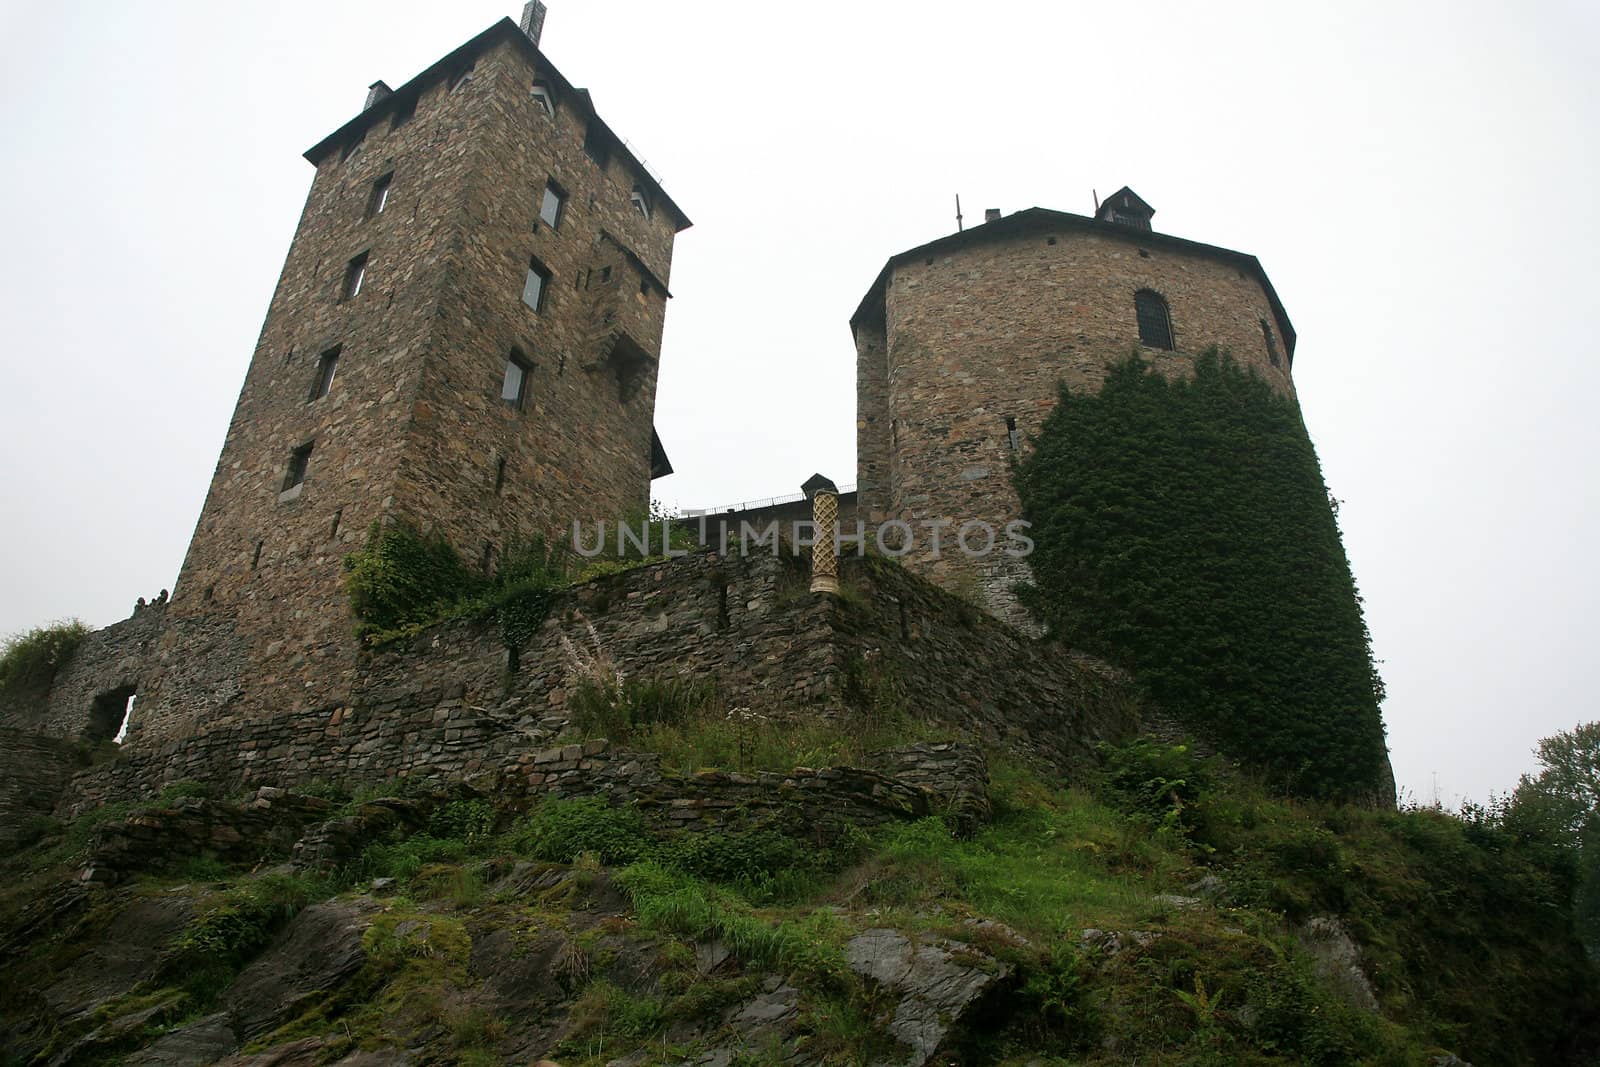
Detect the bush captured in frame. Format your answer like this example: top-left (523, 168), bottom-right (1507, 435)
top-left (512, 797), bottom-right (654, 866)
top-left (0, 620), bottom-right (89, 694)
top-left (344, 520), bottom-right (482, 638)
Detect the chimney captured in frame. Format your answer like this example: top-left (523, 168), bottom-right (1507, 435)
top-left (520, 1), bottom-right (548, 47)
top-left (984, 208), bottom-right (1001, 224)
top-left (364, 80), bottom-right (392, 111)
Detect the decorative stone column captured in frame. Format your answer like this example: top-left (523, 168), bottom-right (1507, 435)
top-left (804, 473), bottom-right (840, 596)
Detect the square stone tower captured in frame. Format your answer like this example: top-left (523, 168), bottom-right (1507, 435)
top-left (135, 11), bottom-right (689, 744)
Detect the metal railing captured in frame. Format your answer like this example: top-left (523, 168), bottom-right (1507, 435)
top-left (681, 483), bottom-right (857, 517)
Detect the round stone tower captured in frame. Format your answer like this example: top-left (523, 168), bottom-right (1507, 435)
top-left (851, 188), bottom-right (1296, 626)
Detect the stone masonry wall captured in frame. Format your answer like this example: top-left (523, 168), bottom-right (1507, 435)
top-left (855, 220), bottom-right (1294, 625)
top-left (142, 27), bottom-right (685, 747)
top-left (0, 600), bottom-right (166, 744)
top-left (54, 549), bottom-right (1135, 819)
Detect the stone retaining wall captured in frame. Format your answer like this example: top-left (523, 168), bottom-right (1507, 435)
top-left (48, 549), bottom-right (1135, 820)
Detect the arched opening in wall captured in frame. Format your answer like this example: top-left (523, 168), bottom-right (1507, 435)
top-left (87, 686), bottom-right (137, 745)
top-left (1134, 289), bottom-right (1174, 351)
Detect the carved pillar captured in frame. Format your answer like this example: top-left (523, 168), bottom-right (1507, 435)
top-left (809, 481), bottom-right (840, 596)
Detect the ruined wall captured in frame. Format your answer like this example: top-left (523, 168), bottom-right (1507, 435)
top-left (0, 729), bottom-right (87, 850)
top-left (855, 220), bottom-right (1294, 625)
top-left (55, 550), bottom-right (1135, 818)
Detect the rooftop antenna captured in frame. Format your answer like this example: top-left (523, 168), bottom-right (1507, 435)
top-left (1092, 188), bottom-right (1100, 213)
top-left (955, 194), bottom-right (964, 232)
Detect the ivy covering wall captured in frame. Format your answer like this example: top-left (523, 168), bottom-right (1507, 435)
top-left (1014, 352), bottom-right (1389, 800)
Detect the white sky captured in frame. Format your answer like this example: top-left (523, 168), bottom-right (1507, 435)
top-left (1, 0), bottom-right (1596, 806)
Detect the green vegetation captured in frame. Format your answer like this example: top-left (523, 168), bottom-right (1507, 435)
top-left (565, 667), bottom-right (940, 775)
top-left (1508, 720), bottom-right (1600, 958)
top-left (342, 509), bottom-right (701, 649)
top-left (1014, 351), bottom-right (1388, 800)
top-left (342, 521), bottom-right (565, 648)
top-left (0, 618), bottom-right (89, 695)
top-left (2, 719), bottom-right (1594, 1064)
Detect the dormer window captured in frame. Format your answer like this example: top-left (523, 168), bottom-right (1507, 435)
top-left (1134, 289), bottom-right (1174, 350)
top-left (630, 187), bottom-right (651, 219)
top-left (531, 81), bottom-right (555, 118)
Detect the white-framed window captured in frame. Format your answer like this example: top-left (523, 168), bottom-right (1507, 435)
top-left (502, 350), bottom-right (532, 409)
top-left (630, 186), bottom-right (651, 219)
top-left (539, 181), bottom-right (565, 228)
top-left (531, 81), bottom-right (555, 117)
top-left (522, 258), bottom-right (550, 312)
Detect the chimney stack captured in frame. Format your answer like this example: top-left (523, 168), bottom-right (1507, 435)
top-left (984, 208), bottom-right (1001, 224)
top-left (520, 1), bottom-right (548, 47)
top-left (364, 80), bottom-right (392, 111)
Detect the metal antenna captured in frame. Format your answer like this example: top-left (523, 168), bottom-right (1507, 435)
top-left (955, 194), bottom-right (964, 232)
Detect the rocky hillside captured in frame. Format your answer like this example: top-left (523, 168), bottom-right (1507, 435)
top-left (1, 716), bottom-right (1595, 1067)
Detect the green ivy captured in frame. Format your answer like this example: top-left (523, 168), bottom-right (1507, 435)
top-left (1014, 352), bottom-right (1388, 800)
top-left (342, 522), bottom-right (563, 652)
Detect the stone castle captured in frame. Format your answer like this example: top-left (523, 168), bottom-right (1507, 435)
top-left (0, 6), bottom-right (1333, 828)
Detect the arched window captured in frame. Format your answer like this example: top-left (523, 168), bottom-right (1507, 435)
top-left (1134, 289), bottom-right (1173, 350)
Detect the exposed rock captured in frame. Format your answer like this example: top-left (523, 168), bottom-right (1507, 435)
top-left (1080, 928), bottom-right (1161, 957)
top-left (224, 899), bottom-right (377, 1041)
top-left (846, 928), bottom-right (1012, 1066)
top-left (1296, 916), bottom-right (1379, 1013)
top-left (1152, 893), bottom-right (1202, 910)
top-left (41, 896), bottom-right (195, 1022)
top-left (123, 1012), bottom-right (237, 1066)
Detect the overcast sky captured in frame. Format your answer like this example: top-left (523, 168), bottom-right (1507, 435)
top-left (1, 0), bottom-right (1595, 806)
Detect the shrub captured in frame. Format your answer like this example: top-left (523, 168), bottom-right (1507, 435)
top-left (512, 797), bottom-right (654, 866)
top-left (0, 619), bottom-right (89, 694)
top-left (344, 520), bottom-right (482, 637)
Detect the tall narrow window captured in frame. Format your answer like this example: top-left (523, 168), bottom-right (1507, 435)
top-left (522, 258), bottom-right (550, 312)
top-left (530, 81), bottom-right (555, 117)
top-left (1260, 318), bottom-right (1281, 367)
top-left (1006, 416), bottom-right (1020, 451)
top-left (630, 186), bottom-right (651, 219)
top-left (283, 442), bottom-right (313, 491)
top-left (494, 456), bottom-right (507, 493)
top-left (342, 252), bottom-right (368, 301)
top-left (539, 182), bottom-right (565, 228)
top-left (1134, 289), bottom-right (1174, 350)
top-left (367, 173), bottom-right (393, 218)
top-left (502, 351), bottom-right (532, 409)
top-left (309, 345), bottom-right (340, 400)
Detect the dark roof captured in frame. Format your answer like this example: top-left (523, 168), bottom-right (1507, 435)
top-left (850, 206), bottom-right (1295, 360)
top-left (303, 18), bottom-right (690, 233)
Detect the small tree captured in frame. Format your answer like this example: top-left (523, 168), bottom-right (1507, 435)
top-left (1511, 721), bottom-right (1600, 957)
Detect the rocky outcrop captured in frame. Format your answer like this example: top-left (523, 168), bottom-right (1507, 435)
top-left (846, 928), bottom-right (1013, 1066)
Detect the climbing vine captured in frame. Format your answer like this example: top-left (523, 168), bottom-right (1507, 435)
top-left (343, 521), bottom-right (563, 652)
top-left (1014, 351), bottom-right (1388, 800)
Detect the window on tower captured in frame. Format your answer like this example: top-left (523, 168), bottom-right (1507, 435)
top-left (1260, 318), bottom-right (1281, 367)
top-left (390, 95), bottom-right (417, 130)
top-left (630, 186), bottom-right (651, 219)
top-left (539, 181), bottom-right (565, 228)
top-left (367, 173), bottom-right (393, 218)
top-left (522, 257), bottom-right (551, 312)
top-left (448, 61), bottom-right (475, 92)
top-left (501, 350), bottom-right (532, 409)
top-left (283, 442), bottom-right (314, 492)
top-left (341, 252), bottom-right (369, 301)
top-left (308, 345), bottom-right (340, 401)
top-left (1134, 289), bottom-right (1174, 350)
top-left (531, 81), bottom-right (556, 118)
